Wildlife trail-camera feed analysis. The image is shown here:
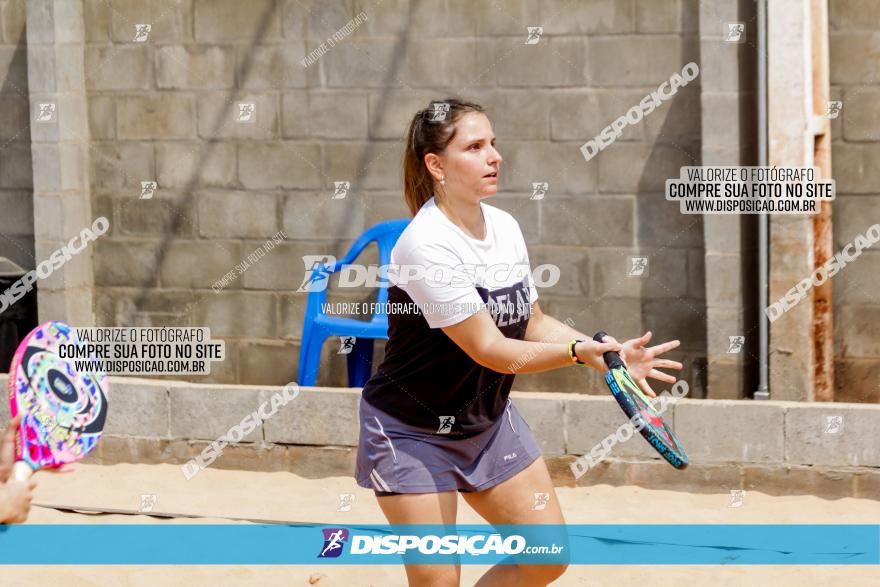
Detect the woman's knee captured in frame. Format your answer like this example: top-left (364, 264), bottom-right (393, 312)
top-left (515, 561), bottom-right (569, 584)
top-left (405, 563), bottom-right (460, 587)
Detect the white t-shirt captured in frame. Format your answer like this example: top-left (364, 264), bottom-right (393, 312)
top-left (361, 196), bottom-right (538, 435)
top-left (390, 196), bottom-right (538, 329)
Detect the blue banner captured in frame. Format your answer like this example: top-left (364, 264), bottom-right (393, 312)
top-left (0, 524), bottom-right (876, 565)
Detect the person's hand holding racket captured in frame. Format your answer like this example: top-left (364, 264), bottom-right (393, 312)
top-left (592, 330), bottom-right (689, 469)
top-left (8, 321), bottom-right (109, 481)
top-left (0, 476), bottom-right (36, 524)
top-left (0, 414), bottom-right (37, 524)
top-left (573, 338), bottom-right (624, 371)
top-left (596, 331), bottom-right (682, 398)
top-left (0, 414), bottom-right (23, 483)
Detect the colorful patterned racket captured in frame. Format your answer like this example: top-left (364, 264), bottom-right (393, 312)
top-left (7, 321), bottom-right (109, 481)
top-left (593, 330), bottom-right (688, 469)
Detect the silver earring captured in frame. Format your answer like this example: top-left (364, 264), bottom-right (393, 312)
top-left (440, 176), bottom-right (445, 185)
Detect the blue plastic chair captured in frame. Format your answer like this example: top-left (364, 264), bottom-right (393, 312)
top-left (297, 218), bottom-right (410, 387)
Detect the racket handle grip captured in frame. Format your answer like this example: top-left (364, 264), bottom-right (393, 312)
top-left (593, 331), bottom-right (625, 370)
top-left (11, 461), bottom-right (33, 482)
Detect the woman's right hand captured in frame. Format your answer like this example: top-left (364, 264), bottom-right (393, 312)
top-left (0, 414), bottom-right (22, 483)
top-left (575, 338), bottom-right (622, 372)
top-left (0, 478), bottom-right (37, 524)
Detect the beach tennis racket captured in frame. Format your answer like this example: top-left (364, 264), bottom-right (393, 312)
top-left (593, 331), bottom-right (688, 469)
top-left (7, 321), bottom-right (109, 481)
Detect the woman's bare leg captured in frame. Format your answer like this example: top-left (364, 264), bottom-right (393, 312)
top-left (462, 458), bottom-right (570, 586)
top-left (376, 491), bottom-right (461, 587)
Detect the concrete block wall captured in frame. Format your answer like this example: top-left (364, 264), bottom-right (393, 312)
top-left (3, 374), bottom-right (875, 500)
top-left (828, 0), bottom-right (880, 403)
top-left (75, 0), bottom-right (708, 390)
top-left (0, 0), bottom-right (33, 271)
top-left (0, 0), bottom-right (876, 402)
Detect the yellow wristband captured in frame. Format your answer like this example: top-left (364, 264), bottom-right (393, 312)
top-left (569, 339), bottom-right (585, 365)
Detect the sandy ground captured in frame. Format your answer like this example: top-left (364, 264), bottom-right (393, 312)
top-left (3, 462), bottom-right (878, 586)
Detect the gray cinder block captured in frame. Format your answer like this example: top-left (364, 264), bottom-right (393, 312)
top-left (262, 386), bottom-right (360, 446)
top-left (673, 399), bottom-right (785, 463)
top-left (510, 392), bottom-right (566, 456)
top-left (197, 190), bottom-right (278, 238)
top-left (104, 378), bottom-right (170, 438)
top-left (784, 402), bottom-right (880, 467)
top-left (170, 382), bottom-right (267, 442)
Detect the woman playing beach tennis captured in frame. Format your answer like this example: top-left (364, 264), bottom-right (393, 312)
top-left (356, 98), bottom-right (683, 586)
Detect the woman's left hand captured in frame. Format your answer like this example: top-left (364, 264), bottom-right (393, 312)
top-left (599, 331), bottom-right (683, 398)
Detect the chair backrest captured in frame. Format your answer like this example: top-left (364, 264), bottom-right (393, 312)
top-left (321, 218), bottom-right (409, 311)
top-left (341, 218), bottom-right (409, 265)
top-left (350, 219), bottom-right (409, 307)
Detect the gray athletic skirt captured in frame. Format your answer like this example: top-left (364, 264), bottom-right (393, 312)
top-left (355, 396), bottom-right (542, 495)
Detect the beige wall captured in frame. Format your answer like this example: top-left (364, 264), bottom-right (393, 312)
top-left (0, 0), bottom-right (875, 401)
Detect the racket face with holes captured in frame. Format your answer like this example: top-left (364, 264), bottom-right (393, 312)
top-left (8, 321), bottom-right (109, 473)
top-left (604, 366), bottom-right (688, 469)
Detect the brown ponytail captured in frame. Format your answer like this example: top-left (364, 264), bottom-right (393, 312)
top-left (402, 97), bottom-right (485, 217)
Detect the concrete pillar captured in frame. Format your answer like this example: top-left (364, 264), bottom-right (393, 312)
top-left (767, 0), bottom-right (816, 401)
top-left (699, 0), bottom-right (759, 399)
top-left (26, 0), bottom-right (96, 325)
